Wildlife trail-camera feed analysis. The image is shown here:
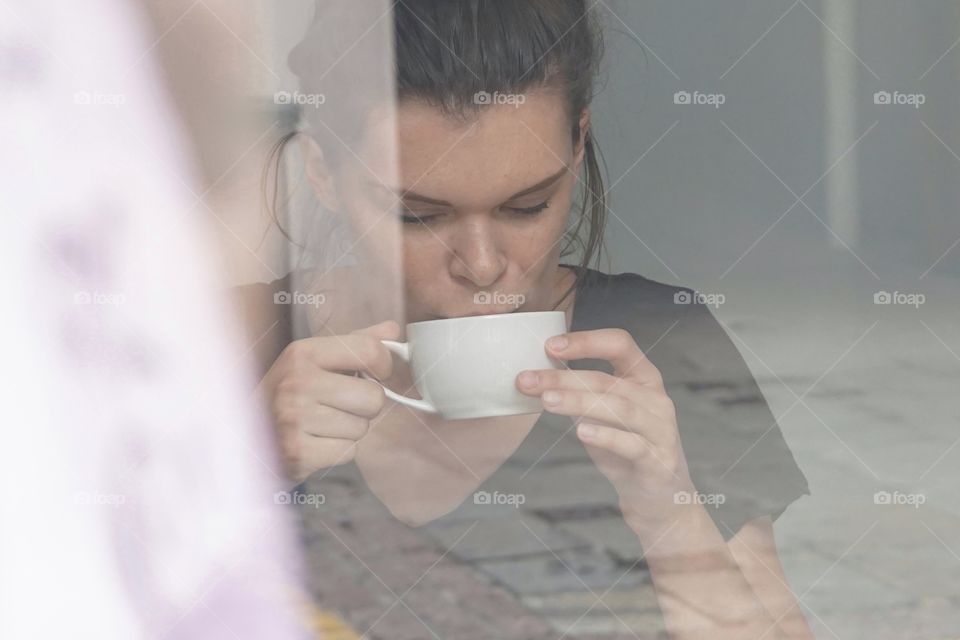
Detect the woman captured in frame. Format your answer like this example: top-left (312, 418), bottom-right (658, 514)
top-left (242, 1), bottom-right (813, 638)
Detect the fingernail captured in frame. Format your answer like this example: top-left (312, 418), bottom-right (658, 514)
top-left (577, 423), bottom-right (596, 439)
top-left (542, 390), bottom-right (561, 405)
top-left (548, 336), bottom-right (568, 351)
top-left (518, 371), bottom-right (538, 387)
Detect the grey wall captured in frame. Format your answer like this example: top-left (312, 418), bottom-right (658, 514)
top-left (591, 0), bottom-right (960, 287)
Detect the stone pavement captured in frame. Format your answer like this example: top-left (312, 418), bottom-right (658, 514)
top-left (287, 264), bottom-right (960, 640)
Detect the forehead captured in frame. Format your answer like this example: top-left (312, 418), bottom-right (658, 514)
top-left (392, 91), bottom-right (572, 193)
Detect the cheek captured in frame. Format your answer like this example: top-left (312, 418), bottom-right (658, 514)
top-left (400, 235), bottom-right (445, 296)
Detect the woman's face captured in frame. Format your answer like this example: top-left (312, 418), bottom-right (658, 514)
top-left (312, 90), bottom-right (588, 324)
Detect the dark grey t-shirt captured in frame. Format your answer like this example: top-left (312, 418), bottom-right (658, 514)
top-left (245, 265), bottom-right (809, 637)
top-left (556, 265), bottom-right (809, 536)
top-left (422, 265), bottom-right (809, 538)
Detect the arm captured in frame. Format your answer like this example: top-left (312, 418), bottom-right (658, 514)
top-left (627, 508), bottom-right (814, 640)
top-left (517, 328), bottom-right (812, 639)
top-left (728, 516), bottom-right (816, 639)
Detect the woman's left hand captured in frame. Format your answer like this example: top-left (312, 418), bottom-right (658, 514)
top-left (516, 328), bottom-right (697, 534)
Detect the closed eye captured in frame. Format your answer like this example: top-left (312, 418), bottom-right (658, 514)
top-left (400, 199), bottom-right (551, 225)
top-left (507, 200), bottom-right (550, 215)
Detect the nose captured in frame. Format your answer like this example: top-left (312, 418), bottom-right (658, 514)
top-left (448, 215), bottom-right (506, 288)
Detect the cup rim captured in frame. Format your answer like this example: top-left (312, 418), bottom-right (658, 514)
top-left (407, 309), bottom-right (565, 329)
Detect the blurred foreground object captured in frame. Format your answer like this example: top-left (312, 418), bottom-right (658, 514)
top-left (0, 0), bottom-right (312, 637)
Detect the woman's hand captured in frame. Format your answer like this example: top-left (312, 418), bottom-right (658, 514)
top-left (255, 320), bottom-right (400, 485)
top-left (516, 328), bottom-right (696, 534)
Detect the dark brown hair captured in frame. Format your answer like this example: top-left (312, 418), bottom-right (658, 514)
top-left (264, 0), bottom-right (609, 310)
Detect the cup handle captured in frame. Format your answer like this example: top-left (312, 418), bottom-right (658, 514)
top-left (360, 339), bottom-right (440, 414)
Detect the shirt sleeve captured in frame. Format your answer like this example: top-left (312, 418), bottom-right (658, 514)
top-left (589, 274), bottom-right (810, 540)
top-left (229, 274), bottom-right (293, 381)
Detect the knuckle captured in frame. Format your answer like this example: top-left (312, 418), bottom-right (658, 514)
top-left (611, 328), bottom-right (634, 349)
top-left (350, 416), bottom-right (372, 440)
top-left (278, 431), bottom-right (302, 469)
top-left (354, 334), bottom-right (379, 360)
top-left (617, 397), bottom-right (640, 426)
top-left (275, 376), bottom-right (307, 400)
top-left (650, 367), bottom-right (665, 387)
top-left (657, 395), bottom-right (676, 420)
top-left (282, 341), bottom-right (312, 368)
top-left (274, 407), bottom-right (303, 430)
top-left (355, 335), bottom-right (390, 376)
top-left (361, 380), bottom-right (388, 416)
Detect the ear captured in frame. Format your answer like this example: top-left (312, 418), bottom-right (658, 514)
top-left (572, 109), bottom-right (591, 170)
top-left (298, 133), bottom-right (340, 211)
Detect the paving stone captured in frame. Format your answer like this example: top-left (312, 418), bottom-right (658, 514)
top-left (502, 414), bottom-right (590, 468)
top-left (554, 517), bottom-right (647, 565)
top-left (302, 509), bottom-right (560, 640)
top-left (420, 513), bottom-right (586, 561)
top-left (829, 507), bottom-right (960, 598)
top-left (481, 462), bottom-right (622, 512)
top-left (288, 275), bottom-right (960, 635)
top-left (543, 611), bottom-right (667, 639)
top-left (531, 503), bottom-right (623, 523)
top-left (776, 546), bottom-right (916, 614)
top-left (477, 547), bottom-right (649, 595)
top-left (815, 436), bottom-right (959, 488)
top-left (804, 596), bottom-right (960, 640)
top-left (521, 585), bottom-right (661, 616)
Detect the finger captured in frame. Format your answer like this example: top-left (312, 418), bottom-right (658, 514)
top-left (294, 405), bottom-right (370, 440)
top-left (518, 368), bottom-right (676, 420)
top-left (274, 372), bottom-right (386, 419)
top-left (293, 434), bottom-right (358, 477)
top-left (544, 329), bottom-right (663, 388)
top-left (314, 373), bottom-right (386, 419)
top-left (517, 368), bottom-right (640, 398)
top-left (540, 388), bottom-right (667, 444)
top-left (288, 333), bottom-right (395, 380)
top-left (576, 421), bottom-right (652, 461)
top-left (351, 320), bottom-right (401, 340)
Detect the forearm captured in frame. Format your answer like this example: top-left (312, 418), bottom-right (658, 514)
top-left (628, 504), bottom-right (791, 640)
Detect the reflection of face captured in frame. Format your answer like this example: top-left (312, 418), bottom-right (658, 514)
top-left (327, 90), bottom-right (587, 324)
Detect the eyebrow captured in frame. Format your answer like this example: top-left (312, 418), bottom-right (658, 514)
top-left (385, 165), bottom-right (568, 206)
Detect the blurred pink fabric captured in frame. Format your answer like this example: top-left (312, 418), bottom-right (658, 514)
top-left (0, 1), bottom-right (312, 638)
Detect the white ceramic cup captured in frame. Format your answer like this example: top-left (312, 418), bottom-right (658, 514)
top-left (361, 311), bottom-right (567, 420)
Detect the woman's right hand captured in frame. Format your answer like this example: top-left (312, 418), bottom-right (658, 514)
top-left (256, 320), bottom-right (401, 484)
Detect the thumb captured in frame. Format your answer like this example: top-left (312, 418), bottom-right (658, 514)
top-left (351, 319), bottom-right (401, 341)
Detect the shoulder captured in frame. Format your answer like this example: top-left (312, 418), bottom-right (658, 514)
top-left (574, 267), bottom-right (703, 333)
top-left (600, 270), bottom-right (696, 304)
top-left (573, 268), bottom-right (741, 382)
top-left (229, 266), bottom-right (355, 373)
